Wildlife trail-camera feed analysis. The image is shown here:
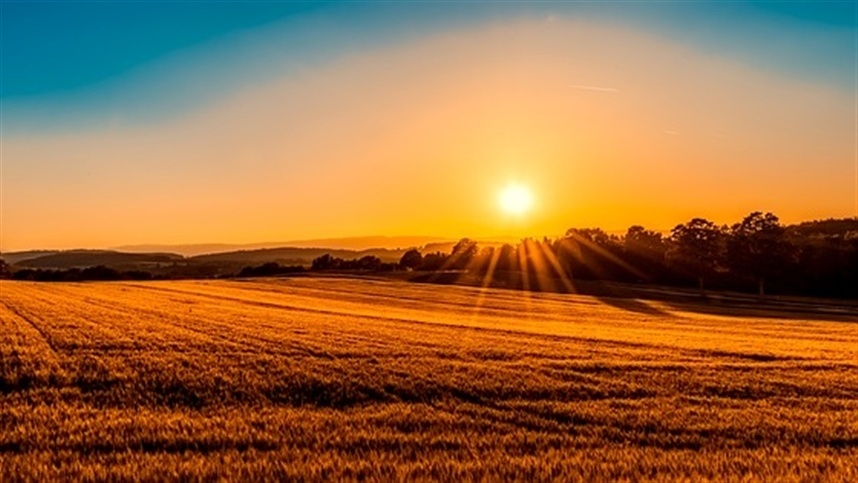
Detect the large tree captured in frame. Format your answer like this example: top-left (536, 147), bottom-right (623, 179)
top-left (668, 218), bottom-right (725, 296)
top-left (727, 211), bottom-right (792, 298)
top-left (624, 226), bottom-right (666, 258)
top-left (623, 225), bottom-right (668, 282)
top-left (398, 249), bottom-right (423, 271)
top-left (449, 238), bottom-right (478, 270)
top-left (565, 227), bottom-right (613, 246)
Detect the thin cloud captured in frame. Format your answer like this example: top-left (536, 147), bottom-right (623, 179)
top-left (568, 84), bottom-right (618, 93)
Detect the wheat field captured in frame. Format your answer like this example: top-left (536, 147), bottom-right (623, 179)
top-left (1, 277), bottom-right (856, 481)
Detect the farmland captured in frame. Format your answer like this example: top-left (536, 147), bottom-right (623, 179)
top-left (1, 277), bottom-right (856, 480)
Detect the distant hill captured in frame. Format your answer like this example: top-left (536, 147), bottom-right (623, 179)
top-left (116, 236), bottom-right (454, 256)
top-left (0, 250), bottom-right (59, 265)
top-left (10, 250), bottom-right (184, 269)
top-left (115, 243), bottom-right (265, 257)
top-left (190, 247), bottom-right (407, 265)
top-left (3, 236), bottom-right (535, 268)
top-left (420, 238), bottom-right (526, 254)
top-left (2, 241), bottom-right (502, 273)
top-left (787, 218), bottom-right (858, 238)
top-left (279, 236), bottom-right (453, 250)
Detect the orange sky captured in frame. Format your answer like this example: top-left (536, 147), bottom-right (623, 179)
top-left (2, 18), bottom-right (855, 251)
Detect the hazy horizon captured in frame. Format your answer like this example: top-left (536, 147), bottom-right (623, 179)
top-left (2, 212), bottom-right (853, 255)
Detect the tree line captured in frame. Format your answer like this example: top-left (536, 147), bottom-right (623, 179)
top-left (3, 212), bottom-right (854, 298)
top-left (4, 265), bottom-right (157, 282)
top-left (393, 212), bottom-right (857, 299)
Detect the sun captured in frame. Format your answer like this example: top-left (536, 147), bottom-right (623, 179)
top-left (498, 183), bottom-right (534, 216)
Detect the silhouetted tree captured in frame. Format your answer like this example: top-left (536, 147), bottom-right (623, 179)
top-left (727, 212), bottom-right (792, 297)
top-left (0, 259), bottom-right (9, 279)
top-left (420, 252), bottom-right (448, 271)
top-left (623, 225), bottom-right (669, 283)
top-left (624, 226), bottom-right (666, 259)
top-left (312, 254), bottom-right (336, 270)
top-left (356, 255), bottom-right (382, 271)
top-left (556, 228), bottom-right (624, 280)
top-left (495, 244), bottom-right (517, 273)
top-left (566, 228), bottom-right (612, 245)
top-left (80, 266), bottom-right (121, 281)
top-left (123, 270), bottom-right (155, 280)
top-left (449, 238), bottom-right (478, 270)
top-left (399, 249), bottom-right (423, 270)
top-left (668, 218), bottom-right (724, 296)
top-left (469, 246), bottom-right (494, 274)
top-left (789, 226), bottom-right (858, 297)
top-left (238, 262), bottom-right (303, 277)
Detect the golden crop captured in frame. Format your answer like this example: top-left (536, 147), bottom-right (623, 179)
top-left (1, 277), bottom-right (856, 481)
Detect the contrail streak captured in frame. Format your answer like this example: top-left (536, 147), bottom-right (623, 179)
top-left (568, 84), bottom-right (618, 93)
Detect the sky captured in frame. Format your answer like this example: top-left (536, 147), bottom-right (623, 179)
top-left (1, 1), bottom-right (856, 251)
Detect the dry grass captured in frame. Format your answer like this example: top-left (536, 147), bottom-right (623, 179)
top-left (1, 277), bottom-right (856, 481)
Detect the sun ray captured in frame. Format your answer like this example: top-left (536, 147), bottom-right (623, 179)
top-left (516, 243), bottom-right (533, 316)
top-left (562, 233), bottom-right (649, 281)
top-left (470, 247), bottom-right (502, 319)
top-left (536, 241), bottom-right (576, 294)
top-left (425, 243), bottom-right (472, 284)
top-left (522, 239), bottom-right (553, 294)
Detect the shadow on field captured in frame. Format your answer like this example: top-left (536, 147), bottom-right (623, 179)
top-left (657, 298), bottom-right (858, 323)
top-left (406, 272), bottom-right (857, 322)
top-left (591, 295), bottom-right (671, 317)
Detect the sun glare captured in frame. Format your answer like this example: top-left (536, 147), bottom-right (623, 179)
top-left (498, 183), bottom-right (534, 216)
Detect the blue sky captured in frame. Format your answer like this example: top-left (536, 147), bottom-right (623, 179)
top-left (2, 1), bottom-right (855, 132)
